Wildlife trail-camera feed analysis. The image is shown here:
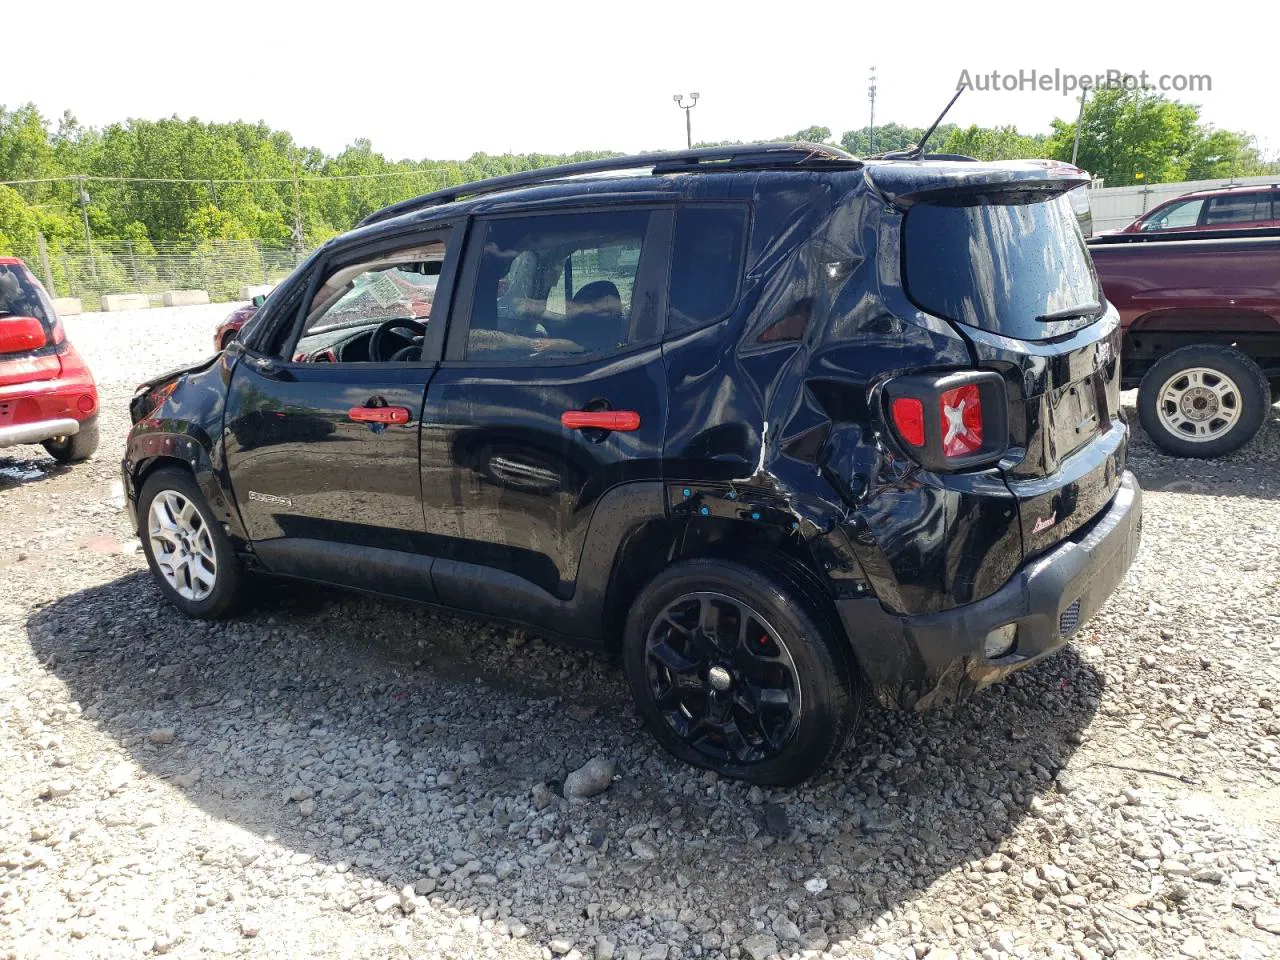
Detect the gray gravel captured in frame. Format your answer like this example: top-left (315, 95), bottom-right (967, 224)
top-left (1, 304), bottom-right (1278, 960)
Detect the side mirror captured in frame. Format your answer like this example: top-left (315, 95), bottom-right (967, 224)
top-left (251, 294), bottom-right (267, 307)
top-left (0, 316), bottom-right (47, 353)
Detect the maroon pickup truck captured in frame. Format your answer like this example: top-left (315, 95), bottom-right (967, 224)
top-left (1088, 228), bottom-right (1280, 457)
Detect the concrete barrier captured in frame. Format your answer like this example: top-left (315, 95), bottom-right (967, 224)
top-left (238, 283), bottom-right (275, 301)
top-left (51, 297), bottom-right (83, 316)
top-left (100, 294), bottom-right (151, 312)
top-left (161, 289), bottom-right (211, 307)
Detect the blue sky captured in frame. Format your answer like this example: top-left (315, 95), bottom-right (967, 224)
top-left (9, 1), bottom-right (1275, 162)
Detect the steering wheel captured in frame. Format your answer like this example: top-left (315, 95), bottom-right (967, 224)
top-left (369, 318), bottom-right (427, 362)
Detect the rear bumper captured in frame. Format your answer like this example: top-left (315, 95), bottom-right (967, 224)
top-left (0, 347), bottom-right (98, 446)
top-left (0, 417), bottom-right (81, 449)
top-left (837, 471), bottom-right (1143, 710)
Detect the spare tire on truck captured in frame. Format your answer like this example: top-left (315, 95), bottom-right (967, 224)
top-left (1137, 343), bottom-right (1270, 458)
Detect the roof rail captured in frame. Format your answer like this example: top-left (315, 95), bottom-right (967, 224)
top-left (358, 142), bottom-right (859, 227)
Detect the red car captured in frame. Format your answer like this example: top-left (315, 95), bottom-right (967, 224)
top-left (214, 298), bottom-right (262, 352)
top-left (1119, 183), bottom-right (1280, 235)
top-left (0, 258), bottom-right (100, 462)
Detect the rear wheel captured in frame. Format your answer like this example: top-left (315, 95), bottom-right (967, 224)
top-left (1137, 344), bottom-right (1269, 458)
top-left (138, 467), bottom-right (248, 619)
top-left (43, 416), bottom-right (99, 463)
top-left (623, 558), bottom-right (861, 785)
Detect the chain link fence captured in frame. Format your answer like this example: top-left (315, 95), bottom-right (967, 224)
top-left (22, 238), bottom-right (303, 311)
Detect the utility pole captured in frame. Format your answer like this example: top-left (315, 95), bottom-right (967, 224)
top-left (36, 233), bottom-right (56, 296)
top-left (868, 67), bottom-right (877, 153)
top-left (77, 176), bottom-right (96, 280)
top-left (672, 93), bottom-right (700, 149)
top-left (1071, 89), bottom-right (1088, 167)
top-left (290, 150), bottom-right (304, 264)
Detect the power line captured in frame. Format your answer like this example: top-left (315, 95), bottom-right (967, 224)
top-left (0, 170), bottom-right (444, 187)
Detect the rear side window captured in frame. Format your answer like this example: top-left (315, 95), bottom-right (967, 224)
top-left (465, 209), bottom-right (661, 362)
top-left (668, 205), bottom-right (748, 334)
top-left (1203, 193), bottom-right (1273, 225)
top-left (903, 193), bottom-right (1101, 342)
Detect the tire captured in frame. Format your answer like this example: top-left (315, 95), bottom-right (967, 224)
top-left (138, 467), bottom-right (248, 619)
top-left (1136, 344), bottom-right (1269, 458)
top-left (623, 557), bottom-right (862, 785)
top-left (43, 416), bottom-right (99, 463)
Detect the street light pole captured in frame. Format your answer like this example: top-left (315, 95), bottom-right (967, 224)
top-left (673, 93), bottom-right (700, 149)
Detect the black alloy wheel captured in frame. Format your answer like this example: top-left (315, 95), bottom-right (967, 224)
top-left (644, 592), bottom-right (801, 765)
top-left (624, 557), bottom-right (862, 785)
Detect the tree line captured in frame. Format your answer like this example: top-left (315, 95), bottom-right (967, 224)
top-left (0, 86), bottom-right (1272, 264)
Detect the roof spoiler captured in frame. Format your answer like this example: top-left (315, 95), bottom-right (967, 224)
top-left (868, 159), bottom-right (1090, 208)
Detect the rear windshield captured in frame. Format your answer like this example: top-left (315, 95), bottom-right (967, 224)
top-left (0, 263), bottom-right (52, 330)
top-left (903, 193), bottom-right (1102, 341)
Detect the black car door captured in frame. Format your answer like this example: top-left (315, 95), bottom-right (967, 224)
top-left (420, 207), bottom-right (672, 633)
top-left (223, 226), bottom-right (458, 596)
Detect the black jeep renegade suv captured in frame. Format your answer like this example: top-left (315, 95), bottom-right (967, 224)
top-left (125, 143), bottom-right (1142, 784)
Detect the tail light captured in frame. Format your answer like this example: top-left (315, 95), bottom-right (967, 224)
top-left (130, 380), bottom-right (178, 423)
top-left (881, 371), bottom-right (1009, 471)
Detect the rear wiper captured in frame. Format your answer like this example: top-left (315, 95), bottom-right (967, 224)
top-left (1036, 302), bottom-right (1101, 323)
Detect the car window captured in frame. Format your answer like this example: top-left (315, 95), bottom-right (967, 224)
top-left (904, 193), bottom-right (1101, 342)
top-left (293, 240), bottom-right (446, 363)
top-left (1140, 198), bottom-right (1203, 231)
top-left (0, 264), bottom-right (52, 328)
top-left (465, 210), bottom-right (653, 362)
top-left (668, 205), bottom-right (749, 334)
top-left (1203, 193), bottom-right (1273, 225)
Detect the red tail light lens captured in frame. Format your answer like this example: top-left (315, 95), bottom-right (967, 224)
top-left (890, 397), bottom-right (926, 447)
top-left (939, 383), bottom-right (983, 458)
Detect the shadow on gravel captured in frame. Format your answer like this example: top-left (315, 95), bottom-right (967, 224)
top-left (1124, 402), bottom-right (1280, 501)
top-left (28, 572), bottom-right (1102, 954)
top-left (0, 452), bottom-right (68, 490)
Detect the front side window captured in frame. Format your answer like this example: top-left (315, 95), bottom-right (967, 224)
top-left (1140, 197), bottom-right (1203, 231)
top-left (293, 240), bottom-right (445, 363)
top-left (465, 210), bottom-right (654, 362)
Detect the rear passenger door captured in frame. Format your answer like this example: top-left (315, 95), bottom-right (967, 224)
top-left (420, 207), bottom-right (672, 609)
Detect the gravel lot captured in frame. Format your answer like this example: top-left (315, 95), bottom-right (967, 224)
top-left (2, 305), bottom-right (1278, 960)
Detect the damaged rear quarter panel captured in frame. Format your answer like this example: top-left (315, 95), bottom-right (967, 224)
top-left (661, 169), bottom-right (1023, 624)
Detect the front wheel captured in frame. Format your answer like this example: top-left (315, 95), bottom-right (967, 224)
top-left (138, 467), bottom-right (249, 619)
top-left (623, 558), bottom-right (862, 785)
top-left (1137, 344), bottom-right (1269, 458)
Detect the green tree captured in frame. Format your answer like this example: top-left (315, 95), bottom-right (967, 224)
top-left (938, 124), bottom-right (1048, 161)
top-left (781, 126), bottom-right (833, 144)
top-left (1047, 86), bottom-right (1264, 185)
top-left (840, 123), bottom-right (960, 156)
